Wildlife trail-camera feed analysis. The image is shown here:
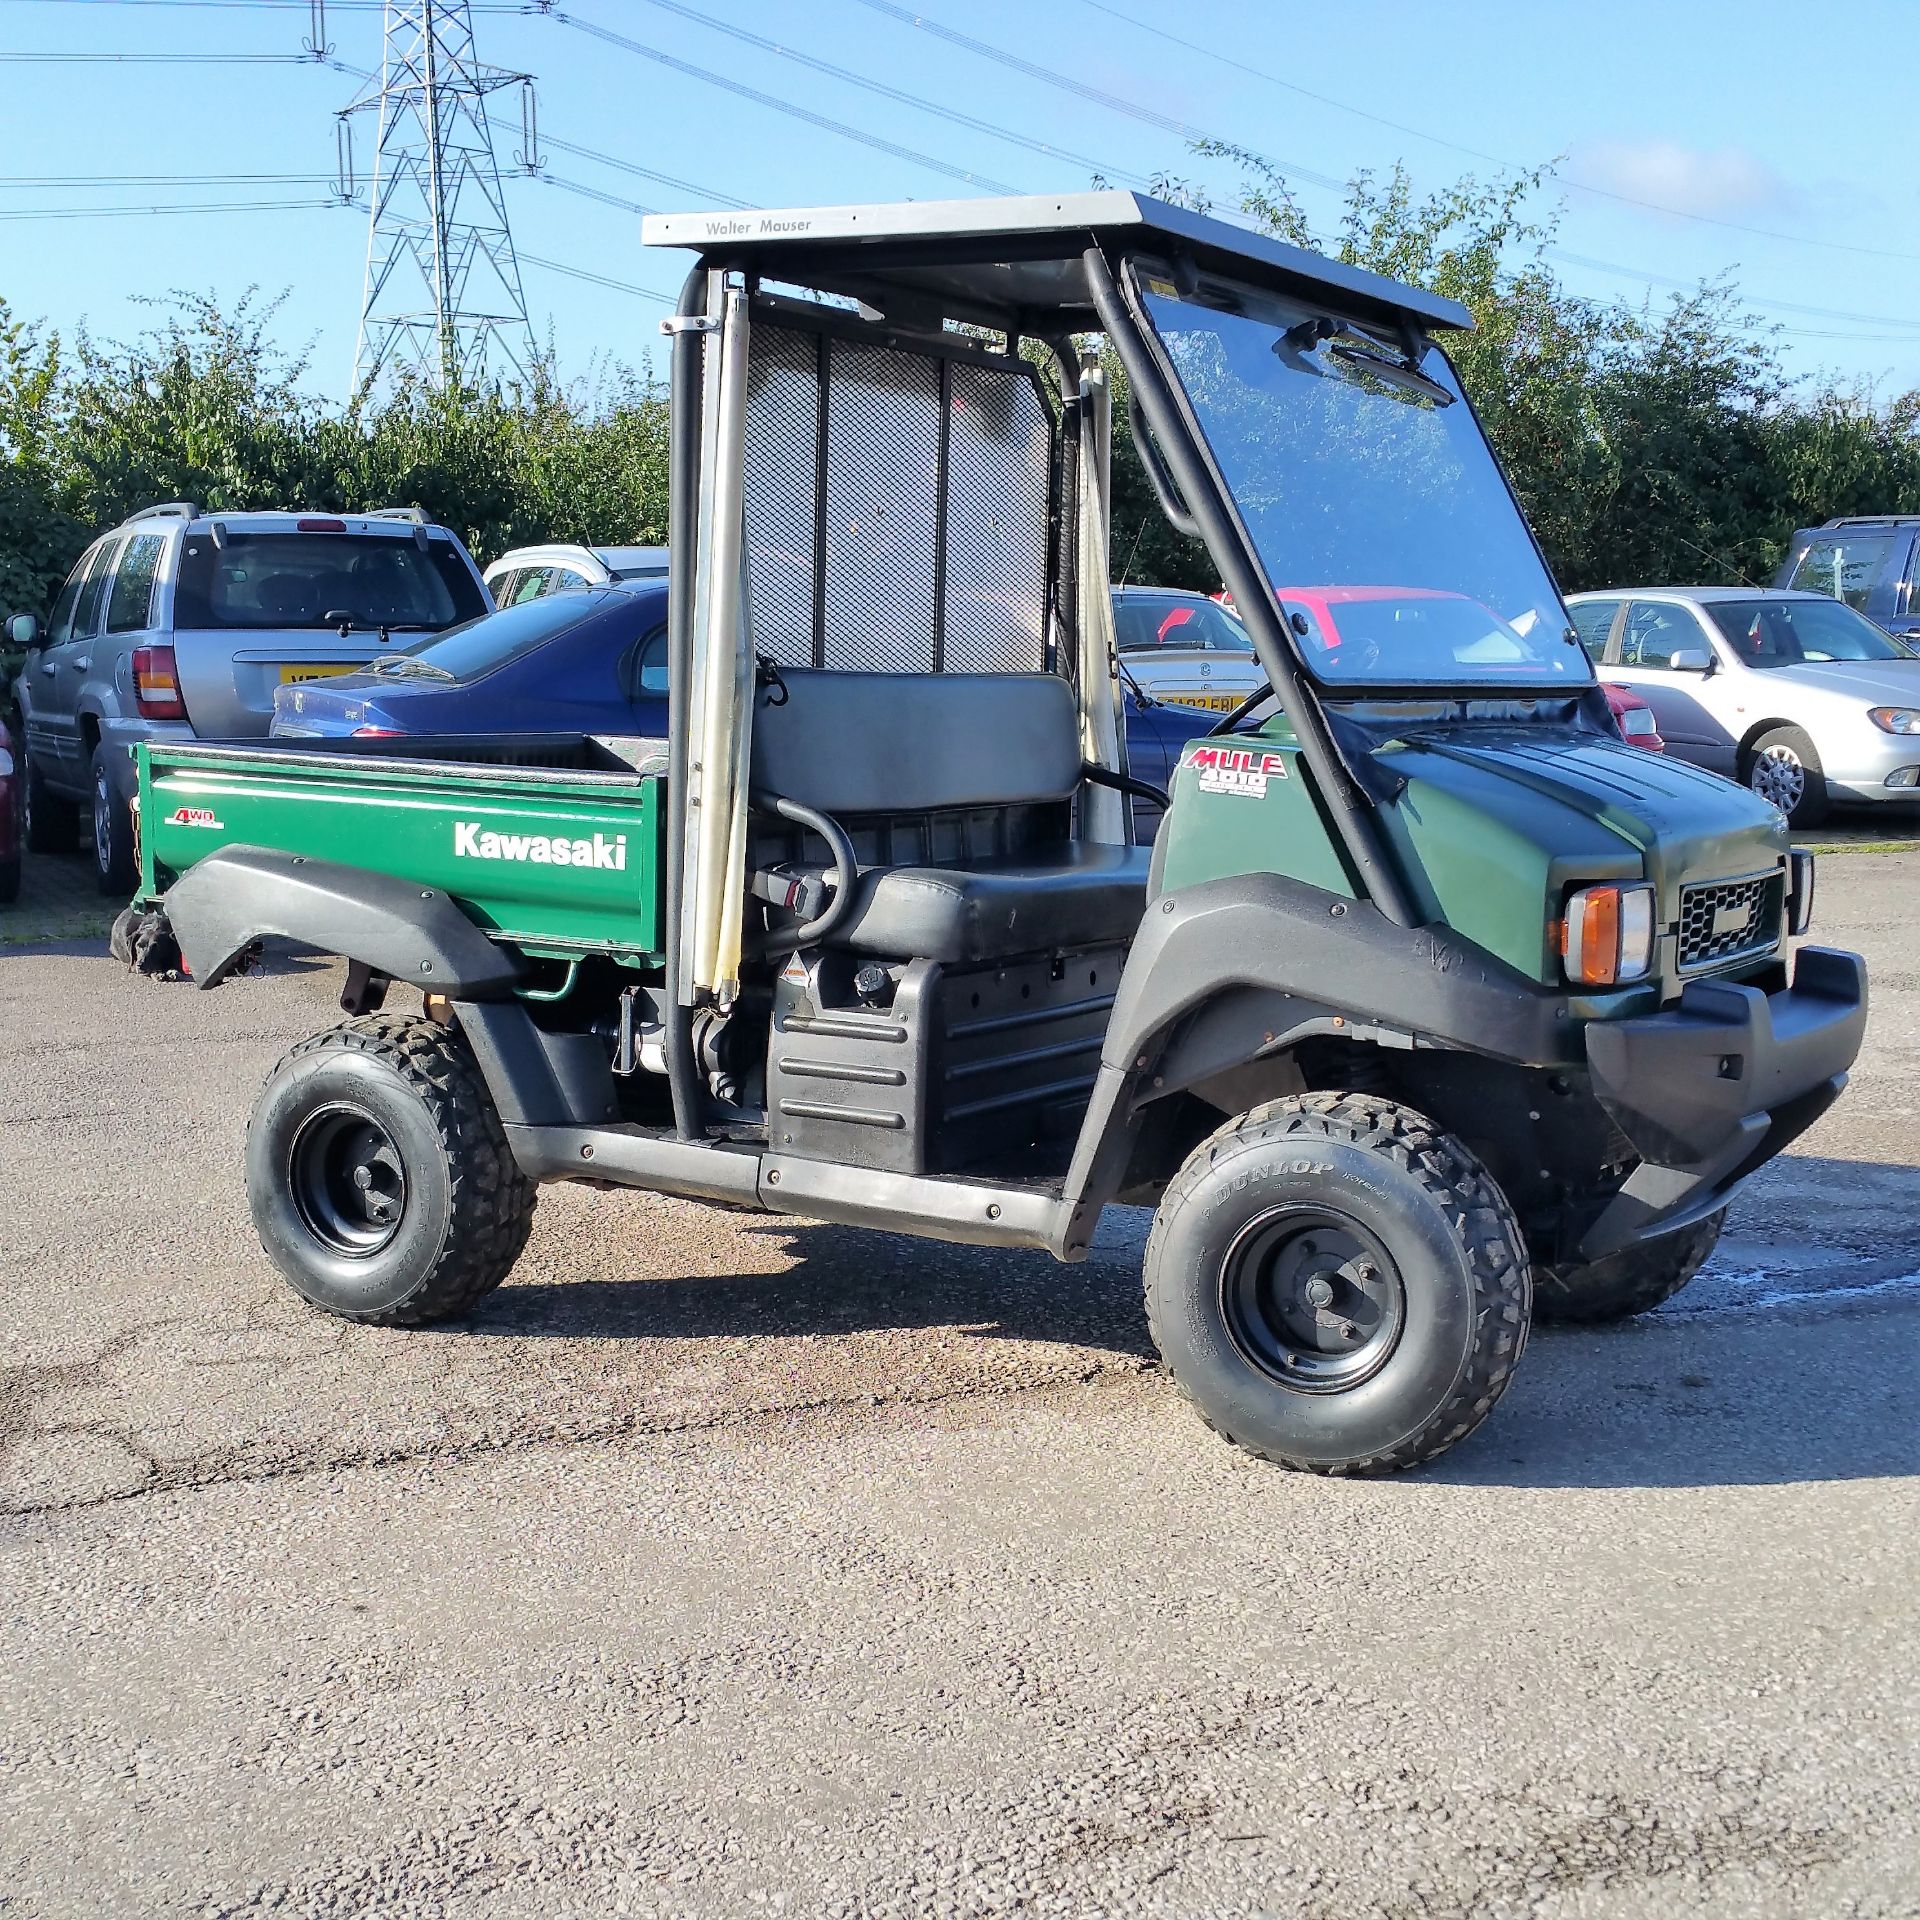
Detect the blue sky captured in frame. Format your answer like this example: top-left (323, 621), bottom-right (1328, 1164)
top-left (4, 0), bottom-right (1918, 403)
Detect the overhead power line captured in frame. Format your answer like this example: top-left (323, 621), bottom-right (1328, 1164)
top-left (0, 0), bottom-right (523, 9)
top-left (0, 196), bottom-right (342, 219)
top-left (1069, 0), bottom-right (1920, 268)
top-left (841, 0), bottom-right (1348, 195)
top-left (1548, 249), bottom-right (1920, 335)
top-left (536, 171), bottom-right (653, 217)
top-left (624, 0), bottom-right (1154, 191)
top-left (517, 249), bottom-right (676, 302)
top-left (0, 48), bottom-right (318, 60)
top-left (0, 172), bottom-right (336, 185)
top-left (537, 6), bottom-right (1023, 196)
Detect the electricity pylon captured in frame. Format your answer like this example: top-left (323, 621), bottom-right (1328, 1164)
top-left (338, 0), bottom-right (539, 393)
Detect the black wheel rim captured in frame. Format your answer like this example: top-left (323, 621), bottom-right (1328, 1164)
top-left (1219, 1206), bottom-right (1405, 1393)
top-left (288, 1102), bottom-right (409, 1257)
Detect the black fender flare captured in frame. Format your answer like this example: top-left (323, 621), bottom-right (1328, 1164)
top-left (1052, 871), bottom-right (1577, 1256)
top-left (160, 845), bottom-right (523, 996)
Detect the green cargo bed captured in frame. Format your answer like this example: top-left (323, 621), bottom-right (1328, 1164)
top-left (136, 734), bottom-right (668, 963)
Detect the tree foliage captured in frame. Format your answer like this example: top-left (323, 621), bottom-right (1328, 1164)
top-left (0, 290), bottom-right (668, 620)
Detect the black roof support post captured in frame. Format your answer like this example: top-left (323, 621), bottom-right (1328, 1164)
top-left (1082, 245), bottom-right (1422, 931)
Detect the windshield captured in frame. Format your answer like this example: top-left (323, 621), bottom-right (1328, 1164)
top-left (1703, 597), bottom-right (1915, 668)
top-left (373, 588), bottom-right (625, 683)
top-left (1113, 592), bottom-right (1250, 653)
top-left (175, 531), bottom-right (486, 632)
top-left (1136, 274), bottom-right (1587, 691)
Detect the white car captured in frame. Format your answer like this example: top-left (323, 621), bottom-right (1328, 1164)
top-left (1568, 586), bottom-right (1920, 825)
top-left (1111, 585), bottom-right (1263, 712)
top-left (484, 542), bottom-right (669, 607)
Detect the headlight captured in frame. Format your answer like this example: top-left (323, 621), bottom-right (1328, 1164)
top-left (1562, 883), bottom-right (1656, 987)
top-left (1869, 706), bottom-right (1920, 734)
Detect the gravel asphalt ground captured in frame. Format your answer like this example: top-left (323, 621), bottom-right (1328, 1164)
top-left (1, 845), bottom-right (1916, 1918)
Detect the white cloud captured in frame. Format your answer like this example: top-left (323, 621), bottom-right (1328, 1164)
top-left (1571, 139), bottom-right (1799, 220)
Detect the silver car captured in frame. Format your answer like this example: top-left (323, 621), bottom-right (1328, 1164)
top-left (1567, 586), bottom-right (1920, 826)
top-left (484, 542), bottom-right (671, 606)
top-left (1111, 585), bottom-right (1262, 713)
top-left (16, 503), bottom-right (489, 892)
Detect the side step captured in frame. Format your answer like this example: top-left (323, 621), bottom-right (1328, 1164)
top-left (503, 1123), bottom-right (1071, 1254)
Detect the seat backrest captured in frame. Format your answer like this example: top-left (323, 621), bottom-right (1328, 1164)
top-left (751, 668), bottom-right (1081, 815)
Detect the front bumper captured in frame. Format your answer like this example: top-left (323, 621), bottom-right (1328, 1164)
top-left (1823, 727), bottom-right (1920, 799)
top-left (1578, 945), bottom-right (1867, 1258)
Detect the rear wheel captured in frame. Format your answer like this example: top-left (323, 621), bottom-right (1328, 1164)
top-left (90, 742), bottom-right (137, 896)
top-left (1143, 1093), bottom-right (1531, 1475)
top-left (1534, 1210), bottom-right (1724, 1324)
top-left (23, 744), bottom-right (78, 854)
top-left (1744, 725), bottom-right (1829, 828)
top-left (246, 1013), bottom-right (537, 1325)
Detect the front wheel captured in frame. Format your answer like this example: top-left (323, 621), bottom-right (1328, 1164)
top-left (246, 1013), bottom-right (537, 1325)
top-left (1744, 725), bottom-right (1829, 828)
top-left (1143, 1093), bottom-right (1532, 1475)
top-left (1534, 1210), bottom-right (1724, 1324)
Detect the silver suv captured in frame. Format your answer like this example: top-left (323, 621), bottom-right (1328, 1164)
top-left (15, 503), bottom-right (489, 892)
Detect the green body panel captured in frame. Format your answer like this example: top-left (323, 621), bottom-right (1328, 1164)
top-left (1158, 719), bottom-right (1789, 994)
top-left (1156, 719), bottom-right (1357, 899)
top-left (136, 743), bottom-right (667, 961)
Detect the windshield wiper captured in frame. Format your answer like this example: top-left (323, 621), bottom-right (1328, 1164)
top-left (1270, 324), bottom-right (1455, 408)
top-left (1328, 341), bottom-right (1454, 407)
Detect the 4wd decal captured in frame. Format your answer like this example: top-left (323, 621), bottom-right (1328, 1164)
top-left (167, 806), bottom-right (225, 829)
top-left (453, 820), bottom-right (627, 870)
top-left (1190, 745), bottom-right (1289, 798)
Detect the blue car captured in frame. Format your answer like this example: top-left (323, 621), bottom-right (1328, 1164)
top-left (270, 577), bottom-right (1226, 834)
top-left (272, 582), bottom-right (672, 741)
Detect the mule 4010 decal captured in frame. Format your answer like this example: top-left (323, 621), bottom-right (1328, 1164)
top-left (1190, 744), bottom-right (1289, 798)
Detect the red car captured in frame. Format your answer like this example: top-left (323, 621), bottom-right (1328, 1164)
top-left (1216, 586), bottom-right (1666, 753)
top-left (0, 716), bottom-right (21, 903)
top-left (1601, 682), bottom-right (1663, 752)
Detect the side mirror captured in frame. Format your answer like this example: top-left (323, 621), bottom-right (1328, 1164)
top-left (5, 612), bottom-right (40, 649)
top-left (1668, 647), bottom-right (1714, 674)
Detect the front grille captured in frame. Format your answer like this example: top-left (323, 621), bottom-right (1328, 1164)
top-left (1677, 871), bottom-right (1782, 972)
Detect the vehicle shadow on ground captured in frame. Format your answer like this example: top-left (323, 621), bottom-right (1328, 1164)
top-left (453, 1175), bottom-right (1920, 1489)
top-left (462, 1217), bottom-right (1162, 1363)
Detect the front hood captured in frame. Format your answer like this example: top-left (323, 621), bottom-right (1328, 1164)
top-left (1750, 658), bottom-right (1920, 705)
top-left (1389, 725), bottom-right (1775, 854)
top-left (1380, 724), bottom-right (1788, 990)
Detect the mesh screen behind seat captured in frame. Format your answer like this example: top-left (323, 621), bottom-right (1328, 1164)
top-left (740, 317), bottom-right (1053, 674)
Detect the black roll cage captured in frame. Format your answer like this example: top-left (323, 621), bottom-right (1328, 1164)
top-left (658, 230), bottom-right (1580, 1138)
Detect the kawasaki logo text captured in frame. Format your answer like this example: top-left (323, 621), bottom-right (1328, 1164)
top-left (453, 821), bottom-right (627, 870)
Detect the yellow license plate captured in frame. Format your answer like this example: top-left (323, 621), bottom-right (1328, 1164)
top-left (1163, 691), bottom-right (1242, 711)
top-left (277, 663), bottom-right (359, 685)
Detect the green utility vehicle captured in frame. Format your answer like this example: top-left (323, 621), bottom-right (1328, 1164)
top-left (128, 195), bottom-right (1867, 1474)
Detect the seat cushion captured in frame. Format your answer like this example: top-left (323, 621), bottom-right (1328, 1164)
top-left (832, 844), bottom-right (1150, 964)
